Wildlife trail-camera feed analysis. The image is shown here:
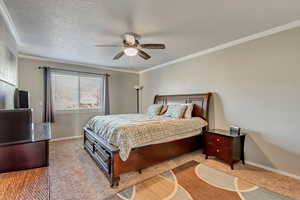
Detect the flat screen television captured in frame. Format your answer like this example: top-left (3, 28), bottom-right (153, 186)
top-left (14, 89), bottom-right (29, 109)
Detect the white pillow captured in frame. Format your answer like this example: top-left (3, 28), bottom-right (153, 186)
top-left (183, 103), bottom-right (194, 119)
top-left (146, 104), bottom-right (163, 116)
top-left (164, 104), bottom-right (187, 119)
top-left (166, 103), bottom-right (194, 118)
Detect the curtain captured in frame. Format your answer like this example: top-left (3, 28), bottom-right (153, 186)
top-left (104, 74), bottom-right (110, 115)
top-left (43, 67), bottom-right (54, 122)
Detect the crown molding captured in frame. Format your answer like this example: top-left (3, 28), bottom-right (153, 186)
top-left (140, 19), bottom-right (300, 74)
top-left (18, 53), bottom-right (139, 74)
top-left (0, 0), bottom-right (20, 44)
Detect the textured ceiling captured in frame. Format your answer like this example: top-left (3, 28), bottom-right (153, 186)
top-left (5, 0), bottom-right (300, 71)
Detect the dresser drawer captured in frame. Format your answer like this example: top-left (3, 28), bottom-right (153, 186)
top-left (206, 133), bottom-right (232, 147)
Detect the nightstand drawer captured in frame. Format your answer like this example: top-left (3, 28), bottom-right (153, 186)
top-left (206, 133), bottom-right (232, 146)
top-left (206, 144), bottom-right (232, 162)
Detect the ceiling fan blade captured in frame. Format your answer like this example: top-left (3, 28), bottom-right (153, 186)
top-left (95, 44), bottom-right (122, 47)
top-left (138, 50), bottom-right (151, 60)
top-left (140, 44), bottom-right (166, 49)
top-left (113, 51), bottom-right (125, 60)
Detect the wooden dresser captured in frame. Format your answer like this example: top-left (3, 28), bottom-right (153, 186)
top-left (0, 123), bottom-right (51, 172)
top-left (204, 129), bottom-right (245, 169)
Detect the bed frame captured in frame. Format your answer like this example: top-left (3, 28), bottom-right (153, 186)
top-left (83, 93), bottom-right (211, 187)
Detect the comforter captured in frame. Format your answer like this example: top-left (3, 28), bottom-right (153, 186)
top-left (85, 114), bottom-right (207, 161)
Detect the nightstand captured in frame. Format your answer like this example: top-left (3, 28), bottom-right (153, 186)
top-left (204, 129), bottom-right (245, 169)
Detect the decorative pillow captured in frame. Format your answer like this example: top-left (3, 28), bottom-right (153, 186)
top-left (159, 105), bottom-right (168, 115)
top-left (146, 104), bottom-right (163, 116)
top-left (183, 103), bottom-right (194, 119)
top-left (164, 104), bottom-right (187, 119)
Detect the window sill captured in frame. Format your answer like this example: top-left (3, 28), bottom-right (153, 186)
top-left (54, 109), bottom-right (104, 114)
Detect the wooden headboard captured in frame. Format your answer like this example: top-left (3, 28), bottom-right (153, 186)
top-left (154, 93), bottom-right (211, 122)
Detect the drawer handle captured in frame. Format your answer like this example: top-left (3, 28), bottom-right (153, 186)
top-left (217, 138), bottom-right (220, 142)
top-left (216, 149), bottom-right (220, 152)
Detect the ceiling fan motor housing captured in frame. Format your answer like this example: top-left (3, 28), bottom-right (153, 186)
top-left (122, 33), bottom-right (141, 46)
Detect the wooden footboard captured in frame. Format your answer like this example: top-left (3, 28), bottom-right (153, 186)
top-left (83, 127), bottom-right (203, 187)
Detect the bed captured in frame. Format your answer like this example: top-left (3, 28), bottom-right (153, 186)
top-left (83, 93), bottom-right (211, 187)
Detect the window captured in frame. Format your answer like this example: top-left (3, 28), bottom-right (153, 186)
top-left (79, 76), bottom-right (103, 108)
top-left (51, 72), bottom-right (104, 111)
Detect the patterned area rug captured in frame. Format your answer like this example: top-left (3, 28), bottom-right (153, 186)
top-left (107, 161), bottom-right (292, 200)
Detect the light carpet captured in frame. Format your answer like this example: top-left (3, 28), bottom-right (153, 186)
top-left (49, 139), bottom-right (299, 200)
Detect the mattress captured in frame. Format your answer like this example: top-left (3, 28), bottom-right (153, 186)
top-left (85, 114), bottom-right (207, 161)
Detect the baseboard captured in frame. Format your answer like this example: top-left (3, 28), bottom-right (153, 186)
top-left (245, 160), bottom-right (300, 180)
top-left (50, 135), bottom-right (83, 142)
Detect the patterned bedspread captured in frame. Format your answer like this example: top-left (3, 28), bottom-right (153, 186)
top-left (85, 114), bottom-right (207, 161)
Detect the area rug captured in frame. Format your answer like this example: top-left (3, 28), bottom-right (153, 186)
top-left (0, 167), bottom-right (49, 200)
top-left (107, 160), bottom-right (291, 200)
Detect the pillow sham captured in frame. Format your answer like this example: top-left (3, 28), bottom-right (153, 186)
top-left (164, 104), bottom-right (187, 119)
top-left (183, 103), bottom-right (194, 119)
top-left (146, 104), bottom-right (163, 116)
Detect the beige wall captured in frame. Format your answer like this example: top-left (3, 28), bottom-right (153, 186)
top-left (140, 27), bottom-right (300, 176)
top-left (18, 57), bottom-right (138, 139)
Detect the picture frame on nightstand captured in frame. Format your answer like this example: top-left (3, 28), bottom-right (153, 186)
top-left (229, 125), bottom-right (241, 136)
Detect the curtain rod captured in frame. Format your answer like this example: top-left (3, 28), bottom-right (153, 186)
top-left (38, 66), bottom-right (111, 77)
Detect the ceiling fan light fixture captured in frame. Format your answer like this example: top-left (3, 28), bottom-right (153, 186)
top-left (95, 32), bottom-right (165, 60)
top-left (124, 47), bottom-right (138, 56)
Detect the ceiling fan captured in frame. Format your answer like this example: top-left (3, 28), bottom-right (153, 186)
top-left (95, 32), bottom-right (166, 60)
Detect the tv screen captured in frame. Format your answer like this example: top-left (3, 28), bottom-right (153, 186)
top-left (14, 89), bottom-right (29, 109)
top-left (19, 90), bottom-right (29, 108)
